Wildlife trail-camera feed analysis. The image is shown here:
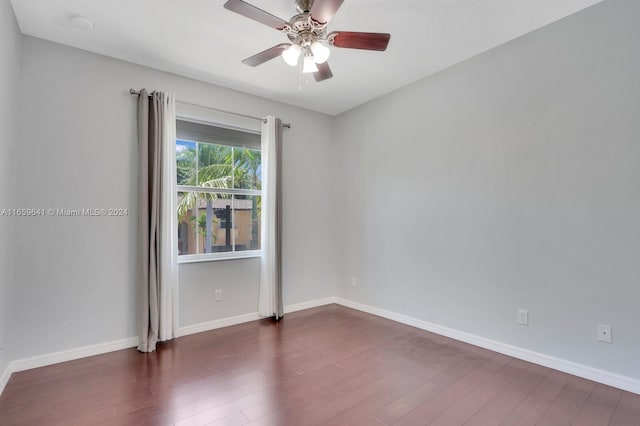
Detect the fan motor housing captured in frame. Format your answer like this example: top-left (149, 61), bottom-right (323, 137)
top-left (286, 12), bottom-right (325, 46)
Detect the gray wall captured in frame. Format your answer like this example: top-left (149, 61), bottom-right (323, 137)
top-left (0, 0), bottom-right (20, 375)
top-left (3, 0), bottom-right (639, 386)
top-left (11, 36), bottom-right (339, 360)
top-left (335, 0), bottom-right (640, 380)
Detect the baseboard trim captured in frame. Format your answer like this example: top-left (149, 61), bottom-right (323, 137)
top-left (10, 337), bottom-right (139, 373)
top-left (179, 312), bottom-right (262, 337)
top-left (284, 297), bottom-right (336, 314)
top-left (0, 363), bottom-right (12, 396)
top-left (178, 298), bottom-right (337, 337)
top-left (334, 297), bottom-right (640, 395)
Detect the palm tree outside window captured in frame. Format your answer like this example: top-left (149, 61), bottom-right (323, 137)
top-left (176, 119), bottom-right (261, 261)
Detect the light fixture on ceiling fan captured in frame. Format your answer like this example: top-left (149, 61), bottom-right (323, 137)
top-left (223, 0), bottom-right (391, 82)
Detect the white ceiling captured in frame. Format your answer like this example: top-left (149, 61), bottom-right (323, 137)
top-left (10, 0), bottom-right (601, 115)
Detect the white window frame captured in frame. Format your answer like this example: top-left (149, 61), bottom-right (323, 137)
top-left (176, 102), bottom-right (262, 263)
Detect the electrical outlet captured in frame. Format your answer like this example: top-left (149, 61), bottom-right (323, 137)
top-left (517, 309), bottom-right (529, 326)
top-left (215, 289), bottom-right (223, 302)
top-left (351, 277), bottom-right (357, 287)
top-left (597, 324), bottom-right (612, 344)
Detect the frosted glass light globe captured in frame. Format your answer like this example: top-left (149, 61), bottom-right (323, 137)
top-left (282, 45), bottom-right (301, 66)
top-left (302, 54), bottom-right (319, 73)
top-left (310, 41), bottom-right (330, 64)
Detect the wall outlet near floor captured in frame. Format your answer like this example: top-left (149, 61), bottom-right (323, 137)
top-left (351, 277), bottom-right (357, 287)
top-left (215, 289), bottom-right (223, 302)
top-left (597, 324), bottom-right (612, 343)
top-left (517, 309), bottom-right (529, 326)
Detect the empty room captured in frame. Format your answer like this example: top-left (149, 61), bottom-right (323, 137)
top-left (0, 0), bottom-right (639, 424)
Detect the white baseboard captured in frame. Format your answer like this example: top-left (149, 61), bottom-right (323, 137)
top-left (0, 336), bottom-right (138, 396)
top-left (333, 297), bottom-right (640, 395)
top-left (10, 337), bottom-right (139, 373)
top-left (178, 297), bottom-right (337, 337)
top-left (0, 363), bottom-right (11, 396)
top-left (284, 297), bottom-right (336, 314)
top-left (179, 312), bottom-right (262, 337)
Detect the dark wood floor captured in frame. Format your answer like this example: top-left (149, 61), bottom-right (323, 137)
top-left (1, 305), bottom-right (638, 425)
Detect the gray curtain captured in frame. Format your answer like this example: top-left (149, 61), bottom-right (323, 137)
top-left (258, 117), bottom-right (284, 319)
top-left (274, 119), bottom-right (283, 319)
top-left (137, 89), bottom-right (178, 352)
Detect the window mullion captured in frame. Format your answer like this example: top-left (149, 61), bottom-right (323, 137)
top-left (231, 147), bottom-right (235, 190)
top-left (193, 195), bottom-right (200, 255)
top-left (231, 194), bottom-right (236, 253)
top-left (195, 143), bottom-right (199, 186)
top-left (177, 185), bottom-right (260, 196)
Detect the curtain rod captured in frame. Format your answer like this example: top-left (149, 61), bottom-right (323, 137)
top-left (129, 89), bottom-right (291, 128)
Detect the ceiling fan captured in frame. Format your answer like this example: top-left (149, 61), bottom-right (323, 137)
top-left (223, 0), bottom-right (391, 82)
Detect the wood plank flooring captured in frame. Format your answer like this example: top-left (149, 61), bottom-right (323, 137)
top-left (1, 304), bottom-right (638, 425)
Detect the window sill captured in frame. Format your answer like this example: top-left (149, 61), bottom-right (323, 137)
top-left (179, 250), bottom-right (261, 264)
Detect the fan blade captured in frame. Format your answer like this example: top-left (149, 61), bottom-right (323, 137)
top-left (328, 31), bottom-right (391, 51)
top-left (224, 0), bottom-right (289, 31)
top-left (242, 44), bottom-right (291, 67)
top-left (313, 61), bottom-right (333, 82)
top-left (309, 0), bottom-right (344, 27)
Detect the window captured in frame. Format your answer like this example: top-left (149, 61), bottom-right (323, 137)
top-left (176, 119), bottom-right (261, 262)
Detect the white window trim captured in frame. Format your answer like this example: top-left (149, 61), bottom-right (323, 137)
top-left (176, 102), bottom-right (262, 264)
top-left (179, 250), bottom-right (261, 264)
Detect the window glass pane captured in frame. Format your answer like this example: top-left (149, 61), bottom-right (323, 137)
top-left (178, 191), bottom-right (199, 255)
top-left (176, 120), bottom-right (262, 259)
top-left (197, 194), bottom-right (221, 254)
top-left (198, 143), bottom-right (233, 189)
top-left (233, 147), bottom-right (262, 190)
top-left (212, 196), bottom-right (234, 253)
top-left (176, 140), bottom-right (197, 185)
top-left (234, 195), bottom-right (261, 251)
